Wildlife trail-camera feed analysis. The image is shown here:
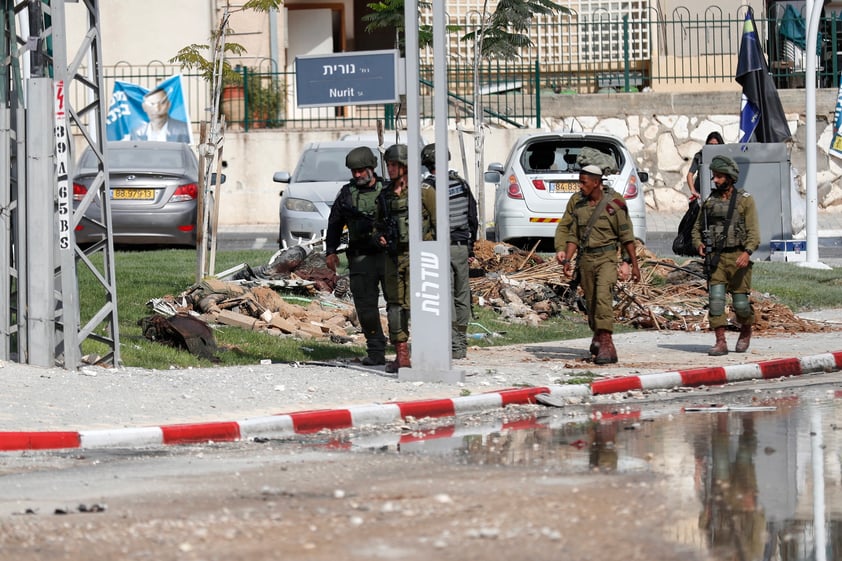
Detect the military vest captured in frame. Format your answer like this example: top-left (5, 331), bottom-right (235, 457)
top-left (424, 171), bottom-right (471, 242)
top-left (704, 190), bottom-right (748, 248)
top-left (347, 182), bottom-right (382, 246)
top-left (385, 186), bottom-right (410, 245)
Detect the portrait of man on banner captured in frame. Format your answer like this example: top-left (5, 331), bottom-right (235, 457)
top-left (105, 75), bottom-right (192, 144)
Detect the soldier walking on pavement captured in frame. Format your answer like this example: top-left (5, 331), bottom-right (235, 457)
top-left (420, 144), bottom-right (479, 359)
top-left (554, 164), bottom-right (641, 364)
top-left (691, 155), bottom-right (759, 356)
top-left (325, 146), bottom-right (388, 365)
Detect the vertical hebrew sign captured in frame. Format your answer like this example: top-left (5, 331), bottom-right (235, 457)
top-left (295, 49), bottom-right (399, 107)
top-left (54, 80), bottom-right (71, 251)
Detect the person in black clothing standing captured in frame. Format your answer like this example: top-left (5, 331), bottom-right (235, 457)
top-left (325, 146), bottom-right (388, 365)
top-left (686, 131), bottom-right (724, 200)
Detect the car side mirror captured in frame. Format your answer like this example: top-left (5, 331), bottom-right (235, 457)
top-left (638, 170), bottom-right (649, 183)
top-left (273, 171), bottom-right (292, 183)
top-left (484, 162), bottom-right (504, 183)
top-left (484, 170), bottom-right (501, 183)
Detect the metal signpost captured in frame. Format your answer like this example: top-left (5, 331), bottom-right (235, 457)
top-left (402, 0), bottom-right (462, 383)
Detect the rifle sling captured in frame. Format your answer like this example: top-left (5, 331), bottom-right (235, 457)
top-left (579, 193), bottom-right (612, 255)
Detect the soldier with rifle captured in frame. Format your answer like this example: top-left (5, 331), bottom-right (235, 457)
top-left (375, 144), bottom-right (423, 373)
top-left (555, 164), bottom-right (640, 364)
top-left (691, 155), bottom-right (759, 356)
top-left (325, 146), bottom-right (389, 366)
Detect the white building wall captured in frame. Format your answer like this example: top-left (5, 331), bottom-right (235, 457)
top-left (65, 0), bottom-right (215, 66)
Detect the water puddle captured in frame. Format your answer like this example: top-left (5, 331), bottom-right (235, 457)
top-left (342, 391), bottom-right (842, 561)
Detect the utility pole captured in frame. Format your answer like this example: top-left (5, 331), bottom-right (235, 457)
top-left (1, 0), bottom-right (120, 369)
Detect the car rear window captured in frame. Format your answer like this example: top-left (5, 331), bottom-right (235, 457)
top-left (521, 141), bottom-right (623, 174)
top-left (80, 146), bottom-right (189, 171)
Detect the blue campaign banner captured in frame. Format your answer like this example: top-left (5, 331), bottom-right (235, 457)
top-left (106, 75), bottom-right (192, 143)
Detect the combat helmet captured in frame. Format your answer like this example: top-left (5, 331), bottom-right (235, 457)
top-left (709, 155), bottom-right (739, 183)
top-left (345, 146), bottom-right (378, 170)
top-left (384, 144), bottom-right (408, 167)
top-left (421, 143), bottom-right (450, 169)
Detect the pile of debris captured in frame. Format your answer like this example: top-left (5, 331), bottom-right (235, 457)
top-left (145, 247), bottom-right (382, 348)
top-left (466, 239), bottom-right (830, 334)
top-left (144, 239), bottom-right (835, 354)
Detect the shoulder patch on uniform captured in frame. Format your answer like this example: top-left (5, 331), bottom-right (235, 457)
top-left (611, 197), bottom-right (627, 209)
top-left (606, 205), bottom-right (616, 216)
top-left (741, 191), bottom-right (752, 198)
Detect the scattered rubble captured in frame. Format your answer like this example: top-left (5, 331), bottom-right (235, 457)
top-left (145, 240), bottom-right (836, 355)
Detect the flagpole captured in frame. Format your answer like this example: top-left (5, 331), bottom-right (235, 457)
top-left (803, 0), bottom-right (830, 269)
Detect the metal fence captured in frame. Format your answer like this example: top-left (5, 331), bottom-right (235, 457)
top-left (87, 8), bottom-right (842, 132)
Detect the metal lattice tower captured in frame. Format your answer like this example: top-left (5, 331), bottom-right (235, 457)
top-left (1, 0), bottom-right (119, 369)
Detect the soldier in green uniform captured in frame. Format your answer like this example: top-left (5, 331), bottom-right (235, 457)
top-left (420, 144), bottom-right (479, 360)
top-left (554, 164), bottom-right (641, 364)
top-left (691, 155), bottom-right (759, 356)
top-left (325, 146), bottom-right (388, 365)
top-left (378, 144), bottom-right (417, 373)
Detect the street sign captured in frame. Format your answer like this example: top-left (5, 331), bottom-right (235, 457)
top-left (295, 49), bottom-right (400, 108)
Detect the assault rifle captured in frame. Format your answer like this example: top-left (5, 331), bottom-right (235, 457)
top-left (565, 259), bottom-right (588, 314)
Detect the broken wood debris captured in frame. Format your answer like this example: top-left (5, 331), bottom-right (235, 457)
top-left (146, 238), bottom-right (837, 347)
top-left (467, 239), bottom-right (836, 334)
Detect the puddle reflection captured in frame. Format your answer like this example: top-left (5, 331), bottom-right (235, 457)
top-left (354, 395), bottom-right (842, 561)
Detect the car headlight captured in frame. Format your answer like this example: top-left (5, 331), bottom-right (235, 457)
top-left (283, 197), bottom-right (317, 212)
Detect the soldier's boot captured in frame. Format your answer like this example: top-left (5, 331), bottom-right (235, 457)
top-left (735, 323), bottom-right (752, 353)
top-left (594, 331), bottom-right (618, 365)
top-left (385, 342), bottom-right (411, 373)
top-left (708, 327), bottom-right (728, 356)
top-left (452, 326), bottom-right (468, 359)
top-left (361, 354), bottom-right (385, 366)
top-left (589, 333), bottom-right (601, 356)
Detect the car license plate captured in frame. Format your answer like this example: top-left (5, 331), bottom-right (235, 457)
top-left (112, 188), bottom-right (154, 200)
top-left (549, 181), bottom-right (578, 193)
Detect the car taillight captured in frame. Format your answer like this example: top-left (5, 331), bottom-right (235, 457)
top-left (532, 179), bottom-right (546, 191)
top-left (171, 182), bottom-right (198, 202)
top-left (507, 175), bottom-right (523, 199)
top-left (623, 176), bottom-right (640, 199)
top-left (73, 183), bottom-right (88, 201)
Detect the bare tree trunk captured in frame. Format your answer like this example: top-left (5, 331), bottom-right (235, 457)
top-left (472, 1), bottom-right (490, 240)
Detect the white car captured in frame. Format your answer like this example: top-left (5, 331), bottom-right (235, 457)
top-left (485, 132), bottom-right (648, 247)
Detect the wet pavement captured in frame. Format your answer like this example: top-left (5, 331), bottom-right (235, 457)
top-left (317, 383), bottom-right (842, 561)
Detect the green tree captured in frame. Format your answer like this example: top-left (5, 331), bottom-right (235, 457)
top-left (170, 0), bottom-right (284, 281)
top-left (362, 1), bottom-right (435, 56)
top-left (170, 0), bottom-right (283, 86)
top-left (464, 0), bottom-right (567, 238)
top-left (462, 0), bottom-right (566, 60)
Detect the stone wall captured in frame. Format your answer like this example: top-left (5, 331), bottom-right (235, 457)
top-left (534, 88), bottom-right (842, 214)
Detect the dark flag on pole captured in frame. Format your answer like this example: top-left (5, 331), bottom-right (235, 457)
top-left (736, 8), bottom-right (791, 143)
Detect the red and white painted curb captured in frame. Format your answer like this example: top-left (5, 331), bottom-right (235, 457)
top-left (2, 350), bottom-right (841, 452)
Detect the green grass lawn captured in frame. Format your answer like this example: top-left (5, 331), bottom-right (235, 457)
top-left (77, 249), bottom-right (842, 369)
